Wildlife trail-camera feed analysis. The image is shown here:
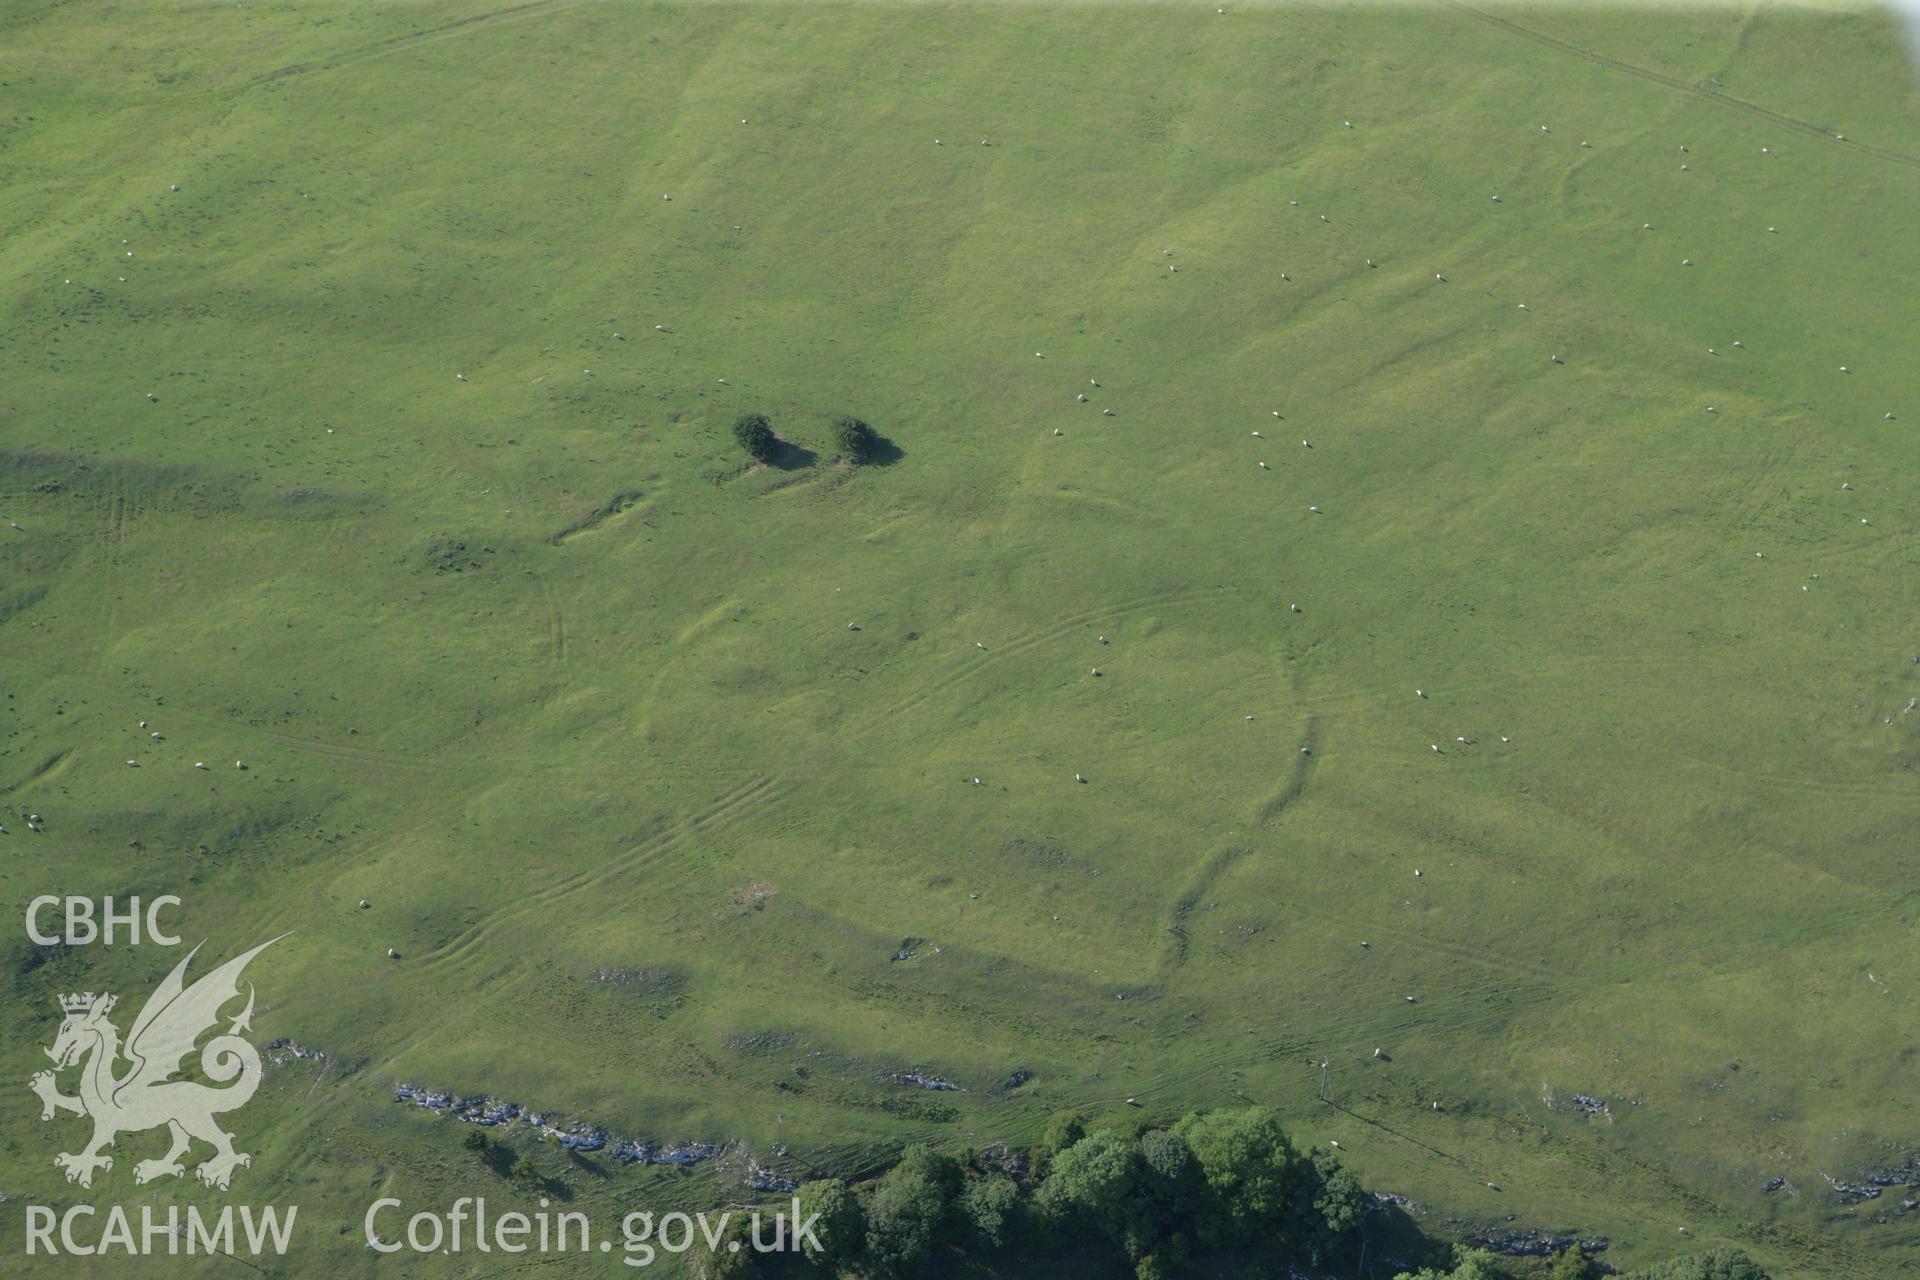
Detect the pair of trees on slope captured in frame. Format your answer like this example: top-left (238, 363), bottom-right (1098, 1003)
top-left (732, 413), bottom-right (878, 464)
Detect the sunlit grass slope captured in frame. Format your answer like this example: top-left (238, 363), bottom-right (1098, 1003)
top-left (2, 1), bottom-right (1918, 1275)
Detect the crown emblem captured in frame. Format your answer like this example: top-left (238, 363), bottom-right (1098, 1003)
top-left (59, 992), bottom-right (110, 1014)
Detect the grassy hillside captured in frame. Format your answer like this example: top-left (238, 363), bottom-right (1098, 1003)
top-left (2, 1), bottom-right (1918, 1275)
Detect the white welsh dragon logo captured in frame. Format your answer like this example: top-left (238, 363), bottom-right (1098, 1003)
top-left (28, 937), bottom-right (282, 1190)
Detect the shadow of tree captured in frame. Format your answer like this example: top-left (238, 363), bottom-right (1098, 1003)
top-left (567, 1150), bottom-right (614, 1180)
top-left (856, 434), bottom-right (904, 467)
top-left (768, 438), bottom-right (817, 470)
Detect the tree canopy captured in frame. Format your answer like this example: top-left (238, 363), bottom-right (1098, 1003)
top-left (831, 415), bottom-right (879, 462)
top-left (732, 412), bottom-right (775, 462)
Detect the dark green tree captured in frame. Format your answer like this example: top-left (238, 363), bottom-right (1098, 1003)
top-left (1039, 1130), bottom-right (1144, 1254)
top-left (1135, 1250), bottom-right (1184, 1280)
top-left (793, 1178), bottom-right (863, 1267)
top-left (862, 1145), bottom-right (962, 1278)
top-left (687, 1213), bottom-right (757, 1279)
top-left (1296, 1151), bottom-right (1369, 1262)
top-left (1031, 1111), bottom-right (1088, 1178)
top-left (1626, 1249), bottom-right (1771, 1280)
top-left (1549, 1245), bottom-right (1603, 1280)
top-left (1137, 1129), bottom-right (1204, 1221)
top-left (732, 412), bottom-right (775, 463)
top-left (1173, 1107), bottom-right (1314, 1247)
top-left (830, 415), bottom-right (878, 462)
top-left (960, 1173), bottom-right (1024, 1250)
top-left (1045, 1112), bottom-right (1088, 1154)
top-left (1393, 1248), bottom-right (1510, 1280)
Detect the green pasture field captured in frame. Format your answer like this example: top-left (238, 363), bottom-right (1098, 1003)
top-left (1, 1), bottom-right (1917, 1275)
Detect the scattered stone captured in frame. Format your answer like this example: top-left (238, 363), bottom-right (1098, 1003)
top-left (393, 1081), bottom-right (727, 1168)
top-left (1462, 1227), bottom-right (1608, 1259)
top-left (266, 1038), bottom-right (330, 1066)
top-left (886, 1069), bottom-right (966, 1092)
top-left (745, 1164), bottom-right (798, 1192)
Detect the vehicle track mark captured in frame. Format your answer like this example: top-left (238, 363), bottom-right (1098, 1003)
top-left (420, 772), bottom-right (784, 969)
